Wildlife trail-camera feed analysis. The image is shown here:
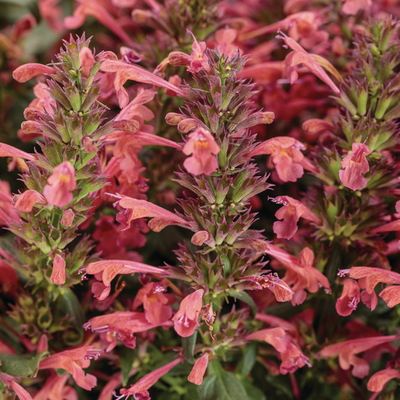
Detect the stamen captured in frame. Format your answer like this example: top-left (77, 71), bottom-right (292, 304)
top-left (348, 296), bottom-right (358, 310)
top-left (85, 349), bottom-right (104, 360)
top-left (338, 269), bottom-right (351, 278)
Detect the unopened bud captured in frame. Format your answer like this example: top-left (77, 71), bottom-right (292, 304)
top-left (61, 209), bottom-right (74, 227)
top-left (191, 231), bottom-right (211, 246)
top-left (260, 111), bottom-right (275, 124)
top-left (168, 51), bottom-right (191, 67)
top-left (165, 112), bottom-right (183, 125)
top-left (178, 118), bottom-right (197, 133)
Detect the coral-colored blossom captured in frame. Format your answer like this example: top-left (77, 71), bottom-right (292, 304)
top-left (339, 143), bottom-right (371, 191)
top-left (188, 353), bottom-right (209, 385)
top-left (280, 342), bottom-right (311, 374)
top-left (132, 281), bottom-right (174, 325)
top-left (9, 380), bottom-right (33, 400)
top-left (100, 60), bottom-right (187, 108)
top-left (265, 245), bottom-right (330, 304)
top-left (246, 328), bottom-right (291, 353)
top-left (50, 254), bottom-right (66, 285)
top-left (367, 369), bottom-right (400, 392)
top-left (348, 267), bottom-right (400, 308)
top-left (248, 136), bottom-right (316, 182)
top-left (118, 357), bottom-right (184, 399)
top-left (182, 128), bottom-right (220, 175)
top-left (278, 33), bottom-right (340, 95)
top-left (320, 335), bottom-right (398, 378)
top-left (116, 195), bottom-right (190, 232)
top-left (79, 47), bottom-right (95, 76)
top-left (336, 279), bottom-right (360, 316)
top-left (84, 311), bottom-right (171, 352)
top-left (342, 0), bottom-right (372, 15)
top-left (187, 31), bottom-right (210, 73)
top-left (83, 260), bottom-right (169, 300)
top-left (0, 143), bottom-right (36, 161)
top-left (32, 374), bottom-right (77, 400)
top-left (14, 190), bottom-right (46, 212)
top-left (172, 289), bottom-right (204, 337)
top-left (43, 162), bottom-right (76, 208)
top-left (39, 346), bottom-right (100, 390)
top-left (13, 63), bottom-right (56, 83)
top-left (273, 196), bottom-right (320, 239)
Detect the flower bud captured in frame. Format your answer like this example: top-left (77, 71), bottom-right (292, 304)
top-left (61, 209), bottom-right (74, 227)
top-left (178, 118), bottom-right (197, 133)
top-left (168, 51), bottom-right (191, 67)
top-left (165, 113), bottom-right (183, 125)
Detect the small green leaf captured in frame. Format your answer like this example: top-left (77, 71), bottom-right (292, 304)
top-left (235, 343), bottom-right (257, 377)
top-left (182, 327), bottom-right (197, 365)
top-left (0, 351), bottom-right (49, 377)
top-left (227, 290), bottom-right (257, 316)
top-left (120, 347), bottom-right (136, 386)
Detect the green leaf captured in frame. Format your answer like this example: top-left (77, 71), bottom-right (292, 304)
top-left (227, 290), bottom-right (257, 317)
top-left (199, 359), bottom-right (250, 400)
top-left (182, 327), bottom-right (197, 365)
top-left (120, 347), bottom-right (136, 386)
top-left (235, 342), bottom-right (257, 377)
top-left (0, 351), bottom-right (49, 377)
top-left (242, 380), bottom-right (267, 400)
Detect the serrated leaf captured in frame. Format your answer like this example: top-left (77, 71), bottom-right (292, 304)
top-left (227, 290), bottom-right (257, 316)
top-left (0, 351), bottom-right (49, 377)
top-left (182, 327), bottom-right (197, 365)
top-left (120, 347), bottom-right (136, 386)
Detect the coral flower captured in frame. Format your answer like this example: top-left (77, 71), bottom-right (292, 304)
top-left (33, 374), bottom-right (77, 400)
top-left (367, 369), bottom-right (400, 392)
top-left (188, 353), bottom-right (209, 385)
top-left (320, 335), bottom-right (398, 378)
top-left (336, 279), bottom-right (360, 316)
top-left (342, 0), bottom-right (372, 15)
top-left (272, 196), bottom-right (320, 239)
top-left (187, 31), bottom-right (210, 73)
top-left (118, 357), bottom-right (184, 400)
top-left (339, 143), bottom-right (371, 191)
top-left (43, 162), bottom-right (76, 208)
top-left (248, 136), bottom-right (316, 182)
top-left (183, 128), bottom-right (220, 176)
top-left (39, 346), bottom-right (100, 390)
top-left (172, 289), bottom-right (204, 337)
top-left (14, 190), bottom-right (46, 212)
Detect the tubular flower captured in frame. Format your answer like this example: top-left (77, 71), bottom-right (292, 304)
top-left (320, 335), bottom-right (398, 378)
top-left (82, 260), bottom-right (169, 300)
top-left (367, 369), bottom-right (400, 392)
top-left (265, 245), bottom-right (330, 304)
top-left (335, 279), bottom-right (360, 316)
top-left (43, 162), bottom-right (76, 208)
top-left (118, 357), bottom-right (184, 400)
top-left (339, 143), bottom-right (371, 191)
top-left (132, 281), bottom-right (174, 325)
top-left (188, 353), bottom-right (209, 385)
top-left (32, 374), bottom-right (77, 400)
top-left (12, 63), bottom-right (56, 83)
top-left (272, 196), bottom-right (320, 240)
top-left (14, 190), bottom-right (46, 212)
top-left (172, 289), bottom-right (204, 337)
top-left (39, 346), bottom-right (101, 390)
top-left (115, 195), bottom-right (190, 232)
top-left (246, 328), bottom-right (292, 353)
top-left (182, 128), bottom-right (220, 175)
top-left (248, 137), bottom-right (316, 182)
top-left (187, 31), bottom-right (210, 73)
top-left (278, 32), bottom-right (340, 95)
top-left (347, 267), bottom-right (400, 308)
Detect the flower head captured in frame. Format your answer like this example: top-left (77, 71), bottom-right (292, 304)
top-left (272, 196), bottom-right (320, 240)
top-left (339, 143), bottom-right (371, 191)
top-left (249, 137), bottom-right (316, 182)
top-left (39, 346), bottom-right (99, 390)
top-left (183, 128), bottom-right (220, 175)
top-left (188, 353), bottom-right (209, 385)
top-left (172, 289), bottom-right (204, 337)
top-left (43, 162), bottom-right (76, 208)
top-left (336, 279), bottom-right (360, 316)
